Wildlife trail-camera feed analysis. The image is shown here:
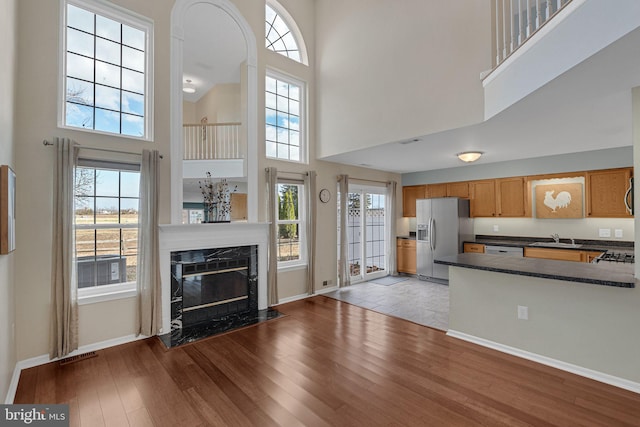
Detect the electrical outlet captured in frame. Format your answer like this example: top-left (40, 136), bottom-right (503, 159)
top-left (493, 224), bottom-right (499, 232)
top-left (615, 229), bottom-right (623, 238)
top-left (599, 228), bottom-right (611, 238)
top-left (517, 305), bottom-right (528, 320)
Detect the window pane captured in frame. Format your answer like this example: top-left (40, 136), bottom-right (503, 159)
top-left (95, 108), bottom-right (120, 133)
top-left (277, 143), bottom-right (288, 159)
top-left (266, 125), bottom-right (277, 142)
top-left (290, 130), bottom-right (299, 146)
top-left (120, 171), bottom-right (139, 198)
top-left (66, 102), bottom-right (94, 129)
top-left (276, 80), bottom-right (288, 96)
top-left (96, 38), bottom-right (121, 65)
top-left (95, 85), bottom-right (120, 111)
top-left (122, 68), bottom-right (144, 94)
top-left (266, 141), bottom-right (277, 158)
top-left (75, 197), bottom-right (94, 224)
top-left (75, 229), bottom-right (95, 260)
top-left (120, 198), bottom-right (138, 222)
top-left (122, 230), bottom-right (138, 282)
top-left (95, 228), bottom-right (120, 256)
top-left (122, 91), bottom-right (143, 115)
top-left (96, 197), bottom-right (119, 222)
top-left (289, 115), bottom-right (299, 131)
top-left (67, 52), bottom-right (94, 81)
top-left (266, 76), bottom-right (277, 93)
top-left (67, 27), bottom-right (94, 57)
top-left (68, 5), bottom-right (94, 34)
top-left (96, 60), bottom-right (121, 87)
top-left (66, 77), bottom-right (94, 106)
top-left (122, 46), bottom-right (144, 72)
top-left (121, 114), bottom-right (144, 137)
top-left (96, 15), bottom-right (121, 43)
top-left (266, 109), bottom-right (277, 126)
top-left (290, 100), bottom-right (300, 116)
top-left (95, 170), bottom-right (119, 197)
top-left (277, 224), bottom-right (300, 262)
top-left (265, 92), bottom-right (277, 110)
top-left (290, 146), bottom-right (300, 161)
top-left (122, 25), bottom-right (144, 50)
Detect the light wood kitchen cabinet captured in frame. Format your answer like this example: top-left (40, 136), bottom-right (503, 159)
top-left (496, 177), bottom-right (526, 217)
top-left (586, 168), bottom-right (633, 218)
top-left (463, 243), bottom-right (485, 253)
top-left (425, 183), bottom-right (447, 198)
top-left (397, 238), bottom-right (416, 274)
top-left (524, 247), bottom-right (604, 263)
top-left (470, 180), bottom-right (497, 217)
top-left (470, 178), bottom-right (526, 218)
top-left (402, 185), bottom-right (426, 217)
top-left (447, 181), bottom-right (470, 198)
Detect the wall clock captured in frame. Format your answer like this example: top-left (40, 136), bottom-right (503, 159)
top-left (319, 188), bottom-right (331, 203)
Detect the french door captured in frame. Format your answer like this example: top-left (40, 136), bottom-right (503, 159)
top-left (344, 185), bottom-right (387, 283)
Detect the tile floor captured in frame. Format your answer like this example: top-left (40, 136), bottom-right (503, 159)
top-left (324, 276), bottom-right (450, 331)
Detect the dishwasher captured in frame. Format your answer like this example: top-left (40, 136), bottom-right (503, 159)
top-left (484, 245), bottom-right (523, 257)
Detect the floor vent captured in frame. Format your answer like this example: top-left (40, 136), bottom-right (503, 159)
top-left (59, 351), bottom-right (97, 366)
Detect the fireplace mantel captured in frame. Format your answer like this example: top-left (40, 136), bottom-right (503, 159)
top-left (159, 223), bottom-right (269, 334)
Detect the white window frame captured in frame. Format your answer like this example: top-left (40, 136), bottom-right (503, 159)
top-left (276, 180), bottom-right (307, 271)
top-left (265, 69), bottom-right (307, 164)
top-left (59, 0), bottom-right (155, 141)
top-left (75, 159), bottom-right (140, 305)
top-left (264, 1), bottom-right (309, 65)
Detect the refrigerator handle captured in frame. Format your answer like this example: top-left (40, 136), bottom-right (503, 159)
top-left (430, 218), bottom-right (436, 251)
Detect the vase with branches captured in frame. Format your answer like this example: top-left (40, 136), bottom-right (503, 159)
top-left (199, 172), bottom-right (237, 222)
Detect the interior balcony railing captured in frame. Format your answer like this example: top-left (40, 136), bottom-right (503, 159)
top-left (493, 0), bottom-right (572, 67)
top-left (183, 122), bottom-right (243, 160)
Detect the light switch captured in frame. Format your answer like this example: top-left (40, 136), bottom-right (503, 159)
top-left (615, 229), bottom-right (623, 238)
top-left (493, 224), bottom-right (499, 232)
top-left (599, 228), bottom-right (611, 238)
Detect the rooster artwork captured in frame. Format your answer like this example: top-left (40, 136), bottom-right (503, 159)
top-left (543, 190), bottom-right (572, 212)
top-left (535, 183), bottom-right (584, 218)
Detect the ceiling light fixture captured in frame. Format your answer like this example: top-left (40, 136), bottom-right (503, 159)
top-left (183, 79), bottom-right (196, 94)
top-left (456, 151), bottom-right (483, 163)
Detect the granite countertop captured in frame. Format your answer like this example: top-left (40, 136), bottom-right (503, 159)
top-left (435, 253), bottom-right (636, 288)
top-left (469, 235), bottom-right (634, 254)
top-left (397, 235), bottom-right (416, 240)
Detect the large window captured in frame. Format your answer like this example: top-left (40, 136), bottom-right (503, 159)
top-left (61, 0), bottom-right (153, 139)
top-left (266, 73), bottom-right (305, 163)
top-left (277, 182), bottom-right (305, 267)
top-left (74, 160), bottom-right (140, 300)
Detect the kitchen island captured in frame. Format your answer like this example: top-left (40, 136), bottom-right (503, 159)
top-left (438, 255), bottom-right (640, 392)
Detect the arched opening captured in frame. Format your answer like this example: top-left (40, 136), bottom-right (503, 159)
top-left (170, 0), bottom-right (258, 224)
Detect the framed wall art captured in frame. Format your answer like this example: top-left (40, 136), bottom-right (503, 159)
top-left (534, 182), bottom-right (583, 219)
top-left (1, 165), bottom-right (16, 254)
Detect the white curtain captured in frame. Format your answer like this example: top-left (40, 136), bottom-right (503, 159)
top-left (136, 149), bottom-right (162, 336)
top-left (386, 180), bottom-right (398, 276)
top-left (49, 137), bottom-right (79, 359)
top-left (337, 174), bottom-right (350, 287)
top-left (304, 171), bottom-right (317, 294)
top-left (266, 167), bottom-right (278, 305)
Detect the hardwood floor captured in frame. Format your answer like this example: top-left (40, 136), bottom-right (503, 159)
top-left (14, 296), bottom-right (640, 426)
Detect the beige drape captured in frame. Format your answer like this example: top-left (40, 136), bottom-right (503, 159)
top-left (337, 174), bottom-right (350, 287)
top-left (136, 149), bottom-right (162, 336)
top-left (386, 180), bottom-right (398, 276)
top-left (266, 167), bottom-right (278, 305)
top-left (304, 171), bottom-right (317, 294)
top-left (49, 137), bottom-right (79, 359)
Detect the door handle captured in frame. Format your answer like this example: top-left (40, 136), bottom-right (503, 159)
top-left (430, 218), bottom-right (436, 251)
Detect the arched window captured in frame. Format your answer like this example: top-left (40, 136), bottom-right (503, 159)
top-left (265, 2), bottom-right (307, 64)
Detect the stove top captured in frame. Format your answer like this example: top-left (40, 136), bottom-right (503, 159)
top-left (594, 252), bottom-right (635, 264)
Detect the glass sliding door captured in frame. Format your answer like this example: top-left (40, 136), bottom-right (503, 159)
top-left (343, 185), bottom-right (387, 283)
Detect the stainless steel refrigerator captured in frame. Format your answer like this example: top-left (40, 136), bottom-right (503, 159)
top-left (416, 198), bottom-right (473, 283)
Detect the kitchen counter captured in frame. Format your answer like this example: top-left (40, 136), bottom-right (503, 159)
top-left (397, 235), bottom-right (416, 240)
top-left (435, 253), bottom-right (636, 288)
top-left (469, 235), bottom-right (633, 254)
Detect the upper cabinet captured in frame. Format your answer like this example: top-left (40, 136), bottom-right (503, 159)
top-left (469, 180), bottom-right (497, 217)
top-left (446, 182), bottom-right (469, 198)
top-left (402, 185), bottom-right (426, 217)
top-left (586, 168), bottom-right (633, 218)
top-left (425, 183), bottom-right (447, 198)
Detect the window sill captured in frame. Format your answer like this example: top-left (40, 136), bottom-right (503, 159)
top-left (78, 284), bottom-right (137, 306)
top-left (277, 263), bottom-right (308, 273)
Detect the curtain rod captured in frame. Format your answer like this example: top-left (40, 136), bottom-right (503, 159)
top-left (42, 140), bottom-right (164, 159)
top-left (265, 168), bottom-right (309, 176)
top-left (339, 176), bottom-right (390, 185)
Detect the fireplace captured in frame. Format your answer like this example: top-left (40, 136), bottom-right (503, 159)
top-left (171, 246), bottom-right (258, 333)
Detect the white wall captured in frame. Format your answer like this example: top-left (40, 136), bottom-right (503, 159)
top-left (315, 0), bottom-right (492, 159)
top-left (0, 0), bottom-right (17, 403)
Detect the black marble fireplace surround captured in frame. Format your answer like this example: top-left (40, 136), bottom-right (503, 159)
top-left (159, 245), bottom-right (282, 348)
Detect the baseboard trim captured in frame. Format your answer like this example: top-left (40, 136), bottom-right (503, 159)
top-left (446, 330), bottom-right (640, 395)
top-left (275, 293), bottom-right (311, 305)
top-left (314, 286), bottom-right (338, 294)
top-left (5, 334), bottom-right (148, 404)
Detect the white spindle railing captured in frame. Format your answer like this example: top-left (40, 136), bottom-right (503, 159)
top-left (183, 122), bottom-right (243, 160)
top-left (494, 0), bottom-right (572, 67)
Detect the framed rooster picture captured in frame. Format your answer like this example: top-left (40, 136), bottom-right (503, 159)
top-left (534, 183), bottom-right (584, 219)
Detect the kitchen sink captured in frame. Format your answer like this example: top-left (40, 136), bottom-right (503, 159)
top-left (529, 242), bottom-right (582, 248)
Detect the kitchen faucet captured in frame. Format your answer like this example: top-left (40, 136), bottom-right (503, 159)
top-left (551, 233), bottom-right (560, 243)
